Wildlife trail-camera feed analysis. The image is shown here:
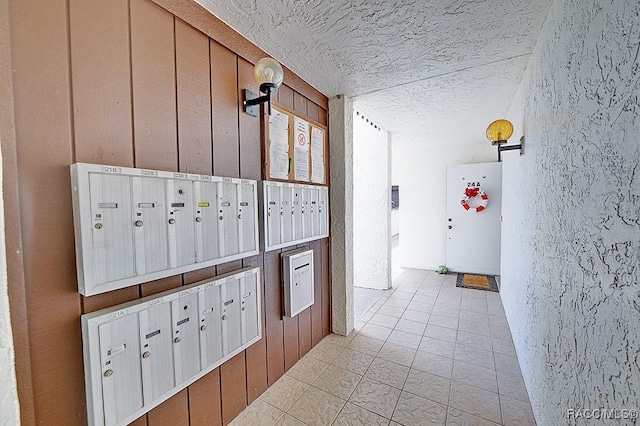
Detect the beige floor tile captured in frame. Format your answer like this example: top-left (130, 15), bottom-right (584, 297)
top-left (494, 353), bottom-right (521, 376)
top-left (424, 325), bottom-right (457, 343)
top-left (401, 309), bottom-right (431, 323)
top-left (456, 330), bottom-right (493, 351)
top-left (490, 325), bottom-right (512, 341)
top-left (451, 360), bottom-right (497, 393)
top-left (369, 313), bottom-right (400, 329)
top-left (384, 298), bottom-right (411, 309)
top-left (349, 377), bottom-right (401, 418)
top-left (363, 358), bottom-right (410, 389)
top-left (360, 323), bottom-right (394, 341)
top-left (460, 301), bottom-right (488, 315)
top-left (407, 301), bottom-right (433, 313)
top-left (403, 368), bottom-right (451, 405)
top-left (390, 290), bottom-right (415, 300)
top-left (449, 381), bottom-right (502, 424)
top-left (287, 386), bottom-right (345, 426)
top-left (491, 337), bottom-right (516, 356)
top-left (361, 311), bottom-right (375, 322)
top-left (275, 414), bottom-right (307, 426)
top-left (500, 395), bottom-right (536, 425)
top-left (429, 314), bottom-right (459, 330)
top-left (488, 314), bottom-right (509, 328)
top-left (446, 407), bottom-right (500, 426)
top-left (286, 356), bottom-right (329, 384)
top-left (346, 334), bottom-right (385, 356)
top-left (431, 305), bottom-right (461, 319)
top-left (321, 333), bottom-right (356, 347)
top-left (229, 399), bottom-right (284, 426)
top-left (454, 344), bottom-right (495, 370)
top-left (412, 351), bottom-right (454, 378)
top-left (332, 348), bottom-right (375, 375)
top-left (496, 370), bottom-right (529, 403)
top-left (457, 319), bottom-right (491, 337)
top-left (260, 375), bottom-right (309, 412)
top-left (459, 310), bottom-right (490, 324)
top-left (377, 305), bottom-right (406, 318)
top-left (312, 364), bottom-right (362, 400)
top-left (306, 340), bottom-right (345, 363)
top-left (377, 342), bottom-right (417, 367)
top-left (411, 294), bottom-right (436, 304)
top-left (333, 402), bottom-right (389, 426)
top-left (419, 337), bottom-right (455, 358)
top-left (394, 318), bottom-right (427, 335)
top-left (391, 391), bottom-right (447, 426)
top-left (387, 329), bottom-right (422, 349)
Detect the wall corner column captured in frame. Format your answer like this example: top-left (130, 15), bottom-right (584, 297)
top-left (328, 95), bottom-right (354, 336)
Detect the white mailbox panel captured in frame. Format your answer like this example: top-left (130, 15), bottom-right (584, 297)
top-left (282, 249), bottom-right (314, 318)
top-left (89, 173), bottom-right (136, 284)
top-left (132, 176), bottom-right (169, 275)
top-left (139, 302), bottom-right (174, 403)
top-left (171, 291), bottom-right (201, 384)
top-left (98, 314), bottom-right (144, 426)
top-left (194, 180), bottom-right (220, 262)
top-left (71, 164), bottom-right (259, 296)
top-left (261, 181), bottom-right (329, 252)
top-left (198, 283), bottom-right (223, 368)
top-left (82, 267), bottom-right (261, 426)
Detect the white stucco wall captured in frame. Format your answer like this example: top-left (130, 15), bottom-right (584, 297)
top-left (353, 109), bottom-right (391, 290)
top-left (395, 139), bottom-right (496, 270)
top-left (502, 0), bottom-right (640, 423)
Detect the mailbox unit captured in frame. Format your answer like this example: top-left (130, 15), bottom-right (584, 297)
top-left (82, 267), bottom-right (261, 426)
top-left (71, 163), bottom-right (259, 296)
top-left (282, 249), bottom-right (314, 317)
top-left (261, 181), bottom-right (329, 251)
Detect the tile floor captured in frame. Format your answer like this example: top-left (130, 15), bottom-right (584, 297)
top-left (230, 269), bottom-right (536, 426)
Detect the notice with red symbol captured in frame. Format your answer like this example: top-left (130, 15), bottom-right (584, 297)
top-left (293, 116), bottom-right (310, 181)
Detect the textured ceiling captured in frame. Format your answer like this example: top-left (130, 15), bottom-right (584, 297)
top-left (196, 0), bottom-right (551, 143)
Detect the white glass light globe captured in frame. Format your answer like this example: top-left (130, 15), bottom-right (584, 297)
top-left (254, 57), bottom-right (284, 88)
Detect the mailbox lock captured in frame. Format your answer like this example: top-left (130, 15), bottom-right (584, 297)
top-left (200, 325), bottom-right (207, 331)
top-left (135, 220), bottom-right (144, 227)
top-left (173, 337), bottom-right (181, 343)
top-left (168, 218), bottom-right (176, 225)
top-left (241, 307), bottom-right (245, 311)
top-left (94, 223), bottom-right (103, 230)
top-left (448, 225), bottom-right (453, 229)
top-left (195, 217), bottom-right (202, 222)
top-left (238, 214), bottom-right (242, 219)
top-left (219, 216), bottom-right (223, 220)
top-left (222, 314), bottom-right (227, 320)
top-left (103, 369), bottom-right (113, 377)
top-left (142, 351), bottom-right (151, 359)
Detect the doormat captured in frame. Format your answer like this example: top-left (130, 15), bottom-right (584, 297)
top-left (456, 273), bottom-right (499, 292)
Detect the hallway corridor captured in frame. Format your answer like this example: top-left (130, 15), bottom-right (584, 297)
top-left (231, 269), bottom-right (535, 425)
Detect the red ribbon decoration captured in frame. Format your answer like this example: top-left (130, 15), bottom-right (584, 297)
top-left (465, 187), bottom-right (480, 198)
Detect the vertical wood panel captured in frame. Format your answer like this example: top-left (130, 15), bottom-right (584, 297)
top-left (277, 85), bottom-right (294, 110)
top-left (310, 240), bottom-right (324, 346)
top-left (9, 0), bottom-right (85, 423)
top-left (131, 0), bottom-right (178, 171)
top-left (70, 0), bottom-right (133, 166)
top-left (318, 108), bottom-right (328, 126)
top-left (176, 18), bottom-right (212, 175)
top-left (82, 287), bottom-right (140, 314)
top-left (298, 308), bottom-right (312, 357)
top-left (307, 102), bottom-right (320, 123)
top-left (211, 41), bottom-right (239, 177)
top-left (130, 415), bottom-right (148, 426)
top-left (220, 353), bottom-right (247, 425)
top-left (140, 275), bottom-right (183, 297)
top-left (216, 259), bottom-right (243, 275)
top-left (238, 58), bottom-right (261, 180)
top-left (189, 369), bottom-right (223, 426)
top-left (147, 389), bottom-right (189, 426)
top-left (293, 91), bottom-right (307, 117)
top-left (243, 255), bottom-right (267, 403)
top-left (264, 250), bottom-right (284, 385)
top-left (183, 266), bottom-right (217, 285)
top-left (282, 250), bottom-right (299, 370)
top-left (322, 238), bottom-right (331, 336)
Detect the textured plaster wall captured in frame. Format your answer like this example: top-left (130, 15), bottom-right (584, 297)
top-left (502, 0), bottom-right (640, 423)
top-left (329, 95), bottom-right (354, 336)
top-left (353, 109), bottom-right (391, 290)
top-left (395, 138), bottom-right (496, 270)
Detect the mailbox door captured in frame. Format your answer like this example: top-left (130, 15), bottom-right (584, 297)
top-left (266, 183), bottom-right (281, 248)
top-left (302, 187), bottom-right (312, 239)
top-left (198, 284), bottom-right (223, 368)
top-left (221, 279), bottom-right (242, 355)
top-left (280, 186), bottom-right (293, 244)
top-left (292, 187), bottom-right (304, 241)
top-left (241, 273), bottom-right (259, 344)
top-left (139, 302), bottom-right (174, 404)
top-left (89, 173), bottom-right (135, 284)
top-left (98, 314), bottom-right (144, 426)
top-left (194, 181), bottom-right (219, 262)
top-left (238, 182), bottom-right (256, 253)
top-left (218, 181), bottom-right (239, 257)
top-left (132, 176), bottom-right (169, 275)
top-left (166, 179), bottom-right (196, 268)
top-left (310, 187), bottom-right (320, 237)
top-left (171, 292), bottom-right (201, 384)
top-left (319, 187), bottom-right (328, 236)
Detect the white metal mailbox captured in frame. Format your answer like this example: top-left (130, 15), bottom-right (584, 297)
top-left (82, 267), bottom-right (261, 426)
top-left (282, 249), bottom-right (314, 317)
top-left (71, 163), bottom-right (260, 296)
top-left (261, 181), bottom-right (329, 251)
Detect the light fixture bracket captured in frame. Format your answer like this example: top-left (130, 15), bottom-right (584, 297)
top-left (243, 84), bottom-right (278, 117)
top-left (496, 136), bottom-right (525, 162)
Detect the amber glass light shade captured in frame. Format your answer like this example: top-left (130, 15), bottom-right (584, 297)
top-left (486, 119), bottom-right (513, 142)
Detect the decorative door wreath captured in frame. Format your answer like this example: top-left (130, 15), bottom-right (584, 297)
top-left (461, 187), bottom-right (488, 212)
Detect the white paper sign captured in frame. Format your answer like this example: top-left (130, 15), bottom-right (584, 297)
top-left (269, 109), bottom-right (290, 179)
top-left (293, 117), bottom-right (310, 181)
top-left (311, 127), bottom-right (325, 183)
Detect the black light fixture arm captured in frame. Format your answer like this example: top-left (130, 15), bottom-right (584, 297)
top-left (496, 136), bottom-right (525, 162)
top-left (243, 82), bottom-right (277, 116)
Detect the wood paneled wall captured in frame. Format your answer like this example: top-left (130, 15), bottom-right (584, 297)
top-left (4, 0), bottom-right (330, 424)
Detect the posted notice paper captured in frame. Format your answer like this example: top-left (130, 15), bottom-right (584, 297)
top-left (269, 109), bottom-right (290, 179)
top-left (311, 126), bottom-right (325, 183)
top-left (293, 116), bottom-right (310, 181)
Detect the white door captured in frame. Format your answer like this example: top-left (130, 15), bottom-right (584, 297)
top-left (446, 162), bottom-right (502, 275)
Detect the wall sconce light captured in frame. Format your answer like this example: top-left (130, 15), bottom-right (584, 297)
top-left (486, 119), bottom-right (524, 162)
top-left (243, 57), bottom-right (284, 117)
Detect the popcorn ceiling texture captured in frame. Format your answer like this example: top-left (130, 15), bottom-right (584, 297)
top-left (502, 0), bottom-right (640, 423)
top-left (353, 109), bottom-right (391, 290)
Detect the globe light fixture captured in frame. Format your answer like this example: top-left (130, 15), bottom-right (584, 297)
top-left (243, 57), bottom-right (284, 116)
top-left (486, 119), bottom-right (524, 162)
